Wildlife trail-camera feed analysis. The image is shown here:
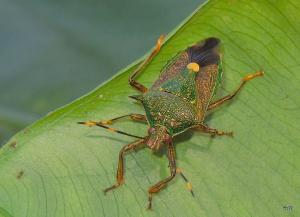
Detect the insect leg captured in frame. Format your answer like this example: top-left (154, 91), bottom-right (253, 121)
top-left (78, 121), bottom-right (144, 139)
top-left (129, 35), bottom-right (165, 93)
top-left (81, 114), bottom-right (146, 125)
top-left (208, 70), bottom-right (264, 111)
top-left (110, 114), bottom-right (146, 123)
top-left (195, 124), bottom-right (233, 137)
top-left (147, 140), bottom-right (176, 210)
top-left (104, 139), bottom-right (145, 193)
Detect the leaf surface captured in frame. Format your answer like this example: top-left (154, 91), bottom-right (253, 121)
top-left (1, 0), bottom-right (300, 216)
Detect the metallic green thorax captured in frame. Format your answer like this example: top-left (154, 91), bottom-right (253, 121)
top-left (142, 91), bottom-right (199, 135)
top-left (132, 38), bottom-right (222, 136)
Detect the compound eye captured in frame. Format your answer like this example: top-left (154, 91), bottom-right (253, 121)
top-left (148, 127), bottom-right (155, 134)
top-left (164, 134), bottom-right (172, 144)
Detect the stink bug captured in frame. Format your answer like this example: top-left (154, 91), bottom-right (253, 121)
top-left (79, 35), bottom-right (263, 209)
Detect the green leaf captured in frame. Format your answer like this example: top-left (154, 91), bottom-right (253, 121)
top-left (1, 0), bottom-right (299, 216)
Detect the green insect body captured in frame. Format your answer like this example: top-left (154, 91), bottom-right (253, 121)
top-left (133, 38), bottom-right (222, 150)
top-left (141, 90), bottom-right (199, 135)
top-left (79, 36), bottom-right (263, 210)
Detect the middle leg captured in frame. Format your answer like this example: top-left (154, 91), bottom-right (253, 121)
top-left (106, 114), bottom-right (146, 124)
top-left (78, 113), bottom-right (146, 139)
top-left (195, 123), bottom-right (233, 137)
top-left (79, 113), bottom-right (146, 125)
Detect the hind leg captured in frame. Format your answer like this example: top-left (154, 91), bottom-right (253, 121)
top-left (208, 70), bottom-right (264, 110)
top-left (129, 35), bottom-right (165, 93)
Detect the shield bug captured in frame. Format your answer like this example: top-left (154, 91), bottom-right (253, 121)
top-left (79, 36), bottom-right (264, 209)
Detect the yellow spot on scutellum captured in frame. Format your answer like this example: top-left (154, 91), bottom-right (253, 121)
top-left (187, 62), bottom-right (200, 72)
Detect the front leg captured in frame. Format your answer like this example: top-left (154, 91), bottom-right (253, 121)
top-left (104, 139), bottom-right (145, 193)
top-left (147, 140), bottom-right (176, 210)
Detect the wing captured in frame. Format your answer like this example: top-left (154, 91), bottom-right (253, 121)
top-left (187, 37), bottom-right (220, 67)
top-left (150, 51), bottom-right (190, 90)
top-left (192, 38), bottom-right (222, 120)
top-left (150, 38), bottom-right (221, 114)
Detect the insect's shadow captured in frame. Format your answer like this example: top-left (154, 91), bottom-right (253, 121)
top-left (86, 121), bottom-right (216, 156)
top-left (153, 129), bottom-right (216, 160)
top-left (85, 120), bottom-right (218, 173)
top-left (176, 130), bottom-right (216, 157)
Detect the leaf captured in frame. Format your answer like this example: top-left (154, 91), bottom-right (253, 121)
top-left (1, 0), bottom-right (300, 216)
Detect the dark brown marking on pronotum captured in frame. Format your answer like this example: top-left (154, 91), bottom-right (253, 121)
top-left (17, 170), bottom-right (24, 179)
top-left (78, 36), bottom-right (264, 209)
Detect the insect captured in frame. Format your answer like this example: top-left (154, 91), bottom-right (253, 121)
top-left (79, 35), bottom-right (263, 209)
